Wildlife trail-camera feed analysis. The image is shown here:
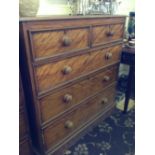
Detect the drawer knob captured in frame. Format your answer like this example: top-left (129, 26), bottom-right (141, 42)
top-left (65, 120), bottom-right (74, 129)
top-left (106, 31), bottom-right (114, 37)
top-left (101, 98), bottom-right (108, 104)
top-left (62, 36), bottom-right (71, 46)
top-left (62, 66), bottom-right (72, 75)
top-left (105, 52), bottom-right (113, 59)
top-left (63, 94), bottom-right (73, 103)
top-left (103, 76), bottom-right (110, 81)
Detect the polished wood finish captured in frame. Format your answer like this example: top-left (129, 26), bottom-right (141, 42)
top-left (43, 83), bottom-right (116, 151)
top-left (35, 44), bottom-right (122, 94)
top-left (30, 26), bottom-right (89, 59)
top-left (19, 16), bottom-right (125, 155)
top-left (92, 23), bottom-right (124, 46)
top-left (39, 65), bottom-right (118, 124)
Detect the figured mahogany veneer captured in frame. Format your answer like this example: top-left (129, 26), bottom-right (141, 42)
top-left (19, 16), bottom-right (125, 155)
top-left (43, 83), bottom-right (116, 151)
top-left (35, 44), bottom-right (122, 94)
top-left (30, 26), bottom-right (89, 59)
top-left (92, 23), bottom-right (124, 46)
top-left (39, 65), bottom-right (118, 124)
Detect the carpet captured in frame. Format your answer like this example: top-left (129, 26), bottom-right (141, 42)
top-left (66, 107), bottom-right (135, 155)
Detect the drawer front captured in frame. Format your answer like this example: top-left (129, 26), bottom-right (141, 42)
top-left (39, 65), bottom-right (118, 124)
top-left (35, 45), bottom-right (122, 94)
top-left (43, 84), bottom-right (116, 150)
top-left (30, 27), bottom-right (89, 60)
top-left (92, 24), bottom-right (124, 46)
top-left (19, 111), bottom-right (28, 138)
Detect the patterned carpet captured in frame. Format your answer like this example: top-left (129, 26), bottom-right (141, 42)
top-left (66, 107), bottom-right (135, 155)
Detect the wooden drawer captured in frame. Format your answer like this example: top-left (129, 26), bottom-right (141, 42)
top-left (42, 84), bottom-right (116, 151)
top-left (39, 65), bottom-right (118, 124)
top-left (92, 23), bottom-right (124, 46)
top-left (19, 138), bottom-right (33, 155)
top-left (19, 111), bottom-right (28, 139)
top-left (29, 26), bottom-right (89, 60)
top-left (35, 44), bottom-right (122, 94)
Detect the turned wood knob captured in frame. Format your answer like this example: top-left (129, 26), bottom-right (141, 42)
top-left (101, 98), bottom-right (108, 104)
top-left (62, 66), bottom-right (72, 75)
top-left (103, 75), bottom-right (110, 82)
top-left (63, 94), bottom-right (73, 103)
top-left (62, 36), bottom-right (71, 46)
top-left (106, 31), bottom-right (114, 37)
top-left (105, 52), bottom-right (113, 59)
top-left (65, 120), bottom-right (74, 129)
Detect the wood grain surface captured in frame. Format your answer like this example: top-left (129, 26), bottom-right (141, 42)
top-left (35, 44), bottom-right (122, 94)
top-left (20, 16), bottom-right (125, 155)
top-left (43, 84), bottom-right (116, 151)
top-left (39, 65), bottom-right (118, 124)
top-left (92, 24), bottom-right (124, 46)
top-left (31, 27), bottom-right (89, 59)
top-left (22, 17), bottom-right (125, 30)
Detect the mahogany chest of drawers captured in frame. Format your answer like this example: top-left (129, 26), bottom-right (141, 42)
top-left (19, 16), bottom-right (125, 155)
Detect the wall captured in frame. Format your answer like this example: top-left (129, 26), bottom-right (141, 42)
top-left (37, 0), bottom-right (135, 16)
top-left (115, 0), bottom-right (135, 15)
top-left (37, 0), bottom-right (71, 15)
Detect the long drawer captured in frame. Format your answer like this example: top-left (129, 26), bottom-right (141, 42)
top-left (39, 65), bottom-right (118, 124)
top-left (42, 84), bottom-right (116, 151)
top-left (35, 44), bottom-right (122, 94)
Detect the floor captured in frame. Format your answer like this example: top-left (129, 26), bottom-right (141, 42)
top-left (66, 74), bottom-right (135, 155)
top-left (66, 106), bottom-right (135, 155)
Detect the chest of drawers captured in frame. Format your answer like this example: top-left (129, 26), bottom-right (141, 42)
top-left (19, 16), bottom-right (125, 155)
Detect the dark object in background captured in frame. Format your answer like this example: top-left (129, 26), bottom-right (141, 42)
top-left (117, 73), bottom-right (135, 101)
top-left (117, 74), bottom-right (128, 92)
top-left (128, 12), bottom-right (135, 40)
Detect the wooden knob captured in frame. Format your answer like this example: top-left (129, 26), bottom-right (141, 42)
top-left (63, 94), bottom-right (73, 103)
top-left (106, 31), bottom-right (114, 37)
top-left (101, 98), bottom-right (108, 104)
top-left (65, 120), bottom-right (74, 129)
top-left (105, 52), bottom-right (112, 59)
top-left (103, 76), bottom-right (110, 81)
top-left (62, 66), bottom-right (72, 75)
top-left (62, 36), bottom-right (71, 46)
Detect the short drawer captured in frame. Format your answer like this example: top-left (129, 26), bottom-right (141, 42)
top-left (92, 23), bottom-right (124, 46)
top-left (42, 84), bottom-right (116, 150)
top-left (29, 26), bottom-right (89, 60)
top-left (39, 65), bottom-right (118, 124)
top-left (35, 44), bottom-right (122, 94)
top-left (19, 111), bottom-right (28, 139)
